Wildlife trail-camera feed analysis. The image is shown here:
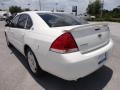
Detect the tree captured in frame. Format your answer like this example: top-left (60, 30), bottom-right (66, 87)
top-left (87, 0), bottom-right (102, 17)
top-left (9, 6), bottom-right (23, 14)
top-left (117, 5), bottom-right (120, 9)
top-left (23, 8), bottom-right (31, 11)
top-left (112, 7), bottom-right (120, 18)
top-left (113, 8), bottom-right (120, 13)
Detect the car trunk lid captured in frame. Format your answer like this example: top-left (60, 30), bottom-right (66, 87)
top-left (52, 23), bottom-right (110, 54)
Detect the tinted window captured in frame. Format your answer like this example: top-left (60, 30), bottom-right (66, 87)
top-left (38, 13), bottom-right (88, 27)
top-left (12, 15), bottom-right (20, 26)
top-left (17, 14), bottom-right (28, 29)
top-left (26, 16), bottom-right (33, 29)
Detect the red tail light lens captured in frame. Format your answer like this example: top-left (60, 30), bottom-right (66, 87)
top-left (50, 32), bottom-right (79, 53)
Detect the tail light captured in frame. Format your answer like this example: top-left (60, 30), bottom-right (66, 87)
top-left (50, 32), bottom-right (79, 53)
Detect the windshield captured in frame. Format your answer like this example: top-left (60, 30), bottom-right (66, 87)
top-left (38, 13), bottom-right (88, 27)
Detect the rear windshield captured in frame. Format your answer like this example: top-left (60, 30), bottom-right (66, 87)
top-left (37, 13), bottom-right (88, 27)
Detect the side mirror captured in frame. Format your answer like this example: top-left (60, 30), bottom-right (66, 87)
top-left (5, 19), bottom-right (14, 27)
top-left (5, 19), bottom-right (11, 27)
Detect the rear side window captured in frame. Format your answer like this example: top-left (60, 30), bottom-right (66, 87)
top-left (26, 16), bottom-right (33, 29)
top-left (12, 15), bottom-right (20, 26)
top-left (38, 13), bottom-right (88, 27)
top-left (17, 14), bottom-right (28, 29)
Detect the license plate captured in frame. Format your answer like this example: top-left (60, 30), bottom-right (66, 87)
top-left (98, 53), bottom-right (107, 64)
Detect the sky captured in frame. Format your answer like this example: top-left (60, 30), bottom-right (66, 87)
top-left (0, 0), bottom-right (120, 14)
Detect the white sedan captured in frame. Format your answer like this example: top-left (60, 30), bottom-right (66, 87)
top-left (5, 11), bottom-right (113, 81)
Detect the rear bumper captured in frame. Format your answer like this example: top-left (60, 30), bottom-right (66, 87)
top-left (38, 39), bottom-right (113, 81)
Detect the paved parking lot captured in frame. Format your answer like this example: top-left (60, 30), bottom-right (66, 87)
top-left (0, 21), bottom-right (120, 90)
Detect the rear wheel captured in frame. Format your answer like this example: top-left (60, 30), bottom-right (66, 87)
top-left (26, 48), bottom-right (43, 77)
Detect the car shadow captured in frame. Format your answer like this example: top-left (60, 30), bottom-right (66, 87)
top-left (9, 46), bottom-right (113, 90)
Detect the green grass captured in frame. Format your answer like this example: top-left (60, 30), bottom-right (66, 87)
top-left (88, 18), bottom-right (120, 23)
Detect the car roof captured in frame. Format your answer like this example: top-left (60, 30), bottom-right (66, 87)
top-left (20, 11), bottom-right (70, 15)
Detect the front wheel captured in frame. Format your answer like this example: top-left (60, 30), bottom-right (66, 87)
top-left (26, 48), bottom-right (43, 77)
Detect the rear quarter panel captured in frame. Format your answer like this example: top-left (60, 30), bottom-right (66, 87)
top-left (24, 30), bottom-right (59, 69)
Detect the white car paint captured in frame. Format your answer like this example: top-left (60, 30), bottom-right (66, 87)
top-left (5, 11), bottom-right (113, 81)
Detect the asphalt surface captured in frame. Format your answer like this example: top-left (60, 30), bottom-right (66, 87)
top-left (0, 21), bottom-right (120, 90)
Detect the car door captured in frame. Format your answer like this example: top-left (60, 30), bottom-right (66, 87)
top-left (6, 15), bottom-right (20, 46)
top-left (12, 14), bottom-right (28, 53)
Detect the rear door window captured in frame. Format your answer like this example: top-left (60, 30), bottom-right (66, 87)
top-left (12, 15), bottom-right (20, 27)
top-left (17, 14), bottom-right (28, 29)
top-left (26, 16), bottom-right (33, 29)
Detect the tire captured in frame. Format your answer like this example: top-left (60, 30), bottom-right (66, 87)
top-left (5, 33), bottom-right (11, 47)
top-left (26, 48), bottom-right (43, 77)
